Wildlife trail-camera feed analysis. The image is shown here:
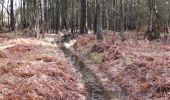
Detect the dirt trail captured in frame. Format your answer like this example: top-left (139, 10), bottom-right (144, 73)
top-left (60, 46), bottom-right (116, 100)
top-left (46, 33), bottom-right (124, 100)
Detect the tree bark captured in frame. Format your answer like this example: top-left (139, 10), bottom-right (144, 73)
top-left (22, 0), bottom-right (26, 28)
top-left (10, 0), bottom-right (15, 31)
top-left (80, 0), bottom-right (87, 34)
top-left (146, 0), bottom-right (160, 40)
top-left (93, 0), bottom-right (97, 34)
top-left (96, 0), bottom-right (104, 40)
top-left (119, 0), bottom-right (126, 41)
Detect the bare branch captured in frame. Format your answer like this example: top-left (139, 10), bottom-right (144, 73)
top-left (0, 2), bottom-right (10, 15)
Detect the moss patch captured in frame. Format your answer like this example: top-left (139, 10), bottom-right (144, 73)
top-left (88, 52), bottom-right (103, 64)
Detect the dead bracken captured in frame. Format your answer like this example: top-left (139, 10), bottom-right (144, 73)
top-left (76, 33), bottom-right (170, 100)
top-left (0, 39), bottom-right (86, 100)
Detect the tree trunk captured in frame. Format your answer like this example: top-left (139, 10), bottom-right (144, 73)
top-left (93, 0), bottom-right (97, 34)
top-left (55, 0), bottom-right (60, 34)
top-left (146, 0), bottom-right (160, 40)
top-left (71, 0), bottom-right (75, 34)
top-left (96, 0), bottom-right (103, 40)
top-left (1, 1), bottom-right (4, 26)
top-left (61, 0), bottom-right (68, 30)
top-left (80, 0), bottom-right (87, 34)
top-left (22, 0), bottom-right (26, 28)
top-left (10, 0), bottom-right (15, 31)
top-left (120, 0), bottom-right (126, 41)
top-left (35, 0), bottom-right (40, 39)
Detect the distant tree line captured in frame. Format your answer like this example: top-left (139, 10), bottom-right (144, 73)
top-left (0, 0), bottom-right (169, 40)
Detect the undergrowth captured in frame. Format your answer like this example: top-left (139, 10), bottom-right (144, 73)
top-left (88, 52), bottom-right (103, 64)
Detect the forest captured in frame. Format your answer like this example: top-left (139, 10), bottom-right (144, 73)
top-left (0, 0), bottom-right (169, 100)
